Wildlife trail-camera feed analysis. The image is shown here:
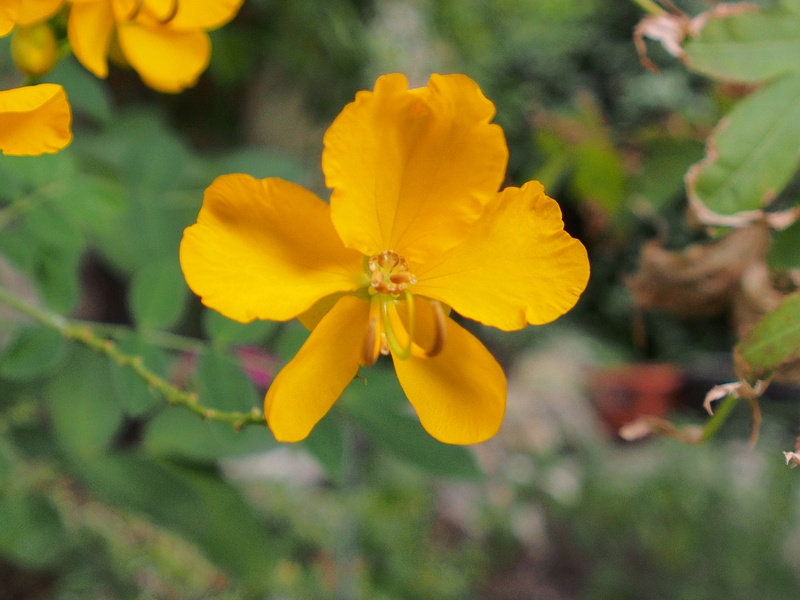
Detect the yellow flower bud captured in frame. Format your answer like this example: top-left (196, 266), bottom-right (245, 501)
top-left (11, 23), bottom-right (58, 77)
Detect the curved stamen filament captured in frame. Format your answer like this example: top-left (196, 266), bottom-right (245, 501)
top-left (125, 0), bottom-right (179, 24)
top-left (125, 0), bottom-right (145, 20)
top-left (158, 0), bottom-right (180, 24)
top-left (380, 293), bottom-right (414, 360)
top-left (425, 300), bottom-right (446, 358)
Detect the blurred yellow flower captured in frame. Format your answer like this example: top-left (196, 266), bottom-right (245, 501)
top-left (67, 0), bottom-right (245, 92)
top-left (0, 83), bottom-right (72, 155)
top-left (180, 74), bottom-right (590, 445)
top-left (1, 0), bottom-right (63, 35)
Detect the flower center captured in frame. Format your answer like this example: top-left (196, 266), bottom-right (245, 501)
top-left (361, 251), bottom-right (445, 367)
top-left (368, 250), bottom-right (417, 296)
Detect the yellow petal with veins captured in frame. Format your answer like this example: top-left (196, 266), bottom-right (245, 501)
top-left (0, 84), bottom-right (72, 155)
top-left (393, 315), bottom-right (506, 444)
top-left (414, 181), bottom-right (590, 330)
top-left (265, 295), bottom-right (369, 442)
top-left (116, 22), bottom-right (209, 92)
top-left (323, 73), bottom-right (508, 264)
top-left (180, 174), bottom-right (364, 323)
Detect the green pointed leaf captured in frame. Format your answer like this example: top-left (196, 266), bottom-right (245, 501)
top-left (46, 347), bottom-right (124, 457)
top-left (737, 292), bottom-right (800, 380)
top-left (0, 494), bottom-right (68, 569)
top-left (0, 324), bottom-right (66, 381)
top-left (685, 3), bottom-right (800, 83)
top-left (687, 72), bottom-right (800, 217)
top-left (129, 257), bottom-right (189, 330)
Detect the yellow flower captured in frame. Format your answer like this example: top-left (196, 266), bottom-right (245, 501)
top-left (180, 74), bottom-right (590, 445)
top-left (67, 0), bottom-right (244, 92)
top-left (0, 84), bottom-right (72, 155)
top-left (1, 0), bottom-right (63, 36)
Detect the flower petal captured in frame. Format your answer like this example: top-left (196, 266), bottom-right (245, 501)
top-left (0, 0), bottom-right (21, 35)
top-left (117, 22), bottom-right (209, 92)
top-left (0, 84), bottom-right (72, 155)
top-left (393, 316), bottom-right (506, 444)
top-left (265, 295), bottom-right (369, 442)
top-left (323, 73), bottom-right (508, 264)
top-left (16, 0), bottom-right (64, 26)
top-left (413, 181), bottom-right (590, 331)
top-left (68, 0), bottom-right (114, 78)
top-left (180, 174), bottom-right (364, 323)
top-left (168, 0), bottom-right (243, 30)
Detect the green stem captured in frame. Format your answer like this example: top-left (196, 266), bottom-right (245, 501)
top-left (700, 394), bottom-right (738, 443)
top-left (631, 0), bottom-right (666, 15)
top-left (0, 286), bottom-right (266, 431)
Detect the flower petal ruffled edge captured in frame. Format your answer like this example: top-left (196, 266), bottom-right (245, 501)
top-left (414, 180), bottom-right (590, 331)
top-left (180, 174), bottom-right (364, 324)
top-left (393, 315), bottom-right (506, 444)
top-left (0, 84), bottom-right (72, 155)
top-left (265, 296), bottom-right (369, 442)
top-left (324, 73), bottom-right (508, 265)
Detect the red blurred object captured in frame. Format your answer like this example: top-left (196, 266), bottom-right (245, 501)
top-left (590, 363), bottom-right (683, 432)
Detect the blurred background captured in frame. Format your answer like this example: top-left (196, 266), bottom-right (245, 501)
top-left (2, 0), bottom-right (800, 598)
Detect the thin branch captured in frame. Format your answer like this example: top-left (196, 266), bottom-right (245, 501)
top-left (0, 286), bottom-right (266, 430)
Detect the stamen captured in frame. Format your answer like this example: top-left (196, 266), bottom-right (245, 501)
top-left (380, 295), bottom-right (413, 359)
top-left (125, 0), bottom-right (145, 20)
top-left (361, 316), bottom-right (379, 367)
top-left (157, 0), bottom-right (180, 24)
top-left (425, 300), bottom-right (447, 357)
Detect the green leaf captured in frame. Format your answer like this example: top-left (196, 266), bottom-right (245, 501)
top-left (203, 309), bottom-right (278, 349)
top-left (144, 409), bottom-right (275, 461)
top-left (344, 372), bottom-right (481, 479)
top-left (77, 454), bottom-right (274, 585)
top-left (351, 407), bottom-right (481, 479)
top-left (55, 174), bottom-right (127, 238)
top-left (46, 346), bottom-right (124, 457)
top-left (685, 4), bottom-right (800, 83)
top-left (0, 325), bottom-right (66, 381)
top-left (0, 494), bottom-right (68, 569)
top-left (109, 333), bottom-right (169, 416)
top-left (736, 292), bottom-right (800, 380)
top-left (687, 72), bottom-right (800, 217)
top-left (767, 219), bottom-right (800, 269)
top-left (302, 410), bottom-right (345, 480)
top-left (194, 350), bottom-right (261, 412)
top-left (45, 56), bottom-right (114, 124)
top-left (129, 257), bottom-right (189, 330)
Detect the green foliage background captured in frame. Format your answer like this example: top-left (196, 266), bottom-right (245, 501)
top-left (2, 0), bottom-right (800, 598)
